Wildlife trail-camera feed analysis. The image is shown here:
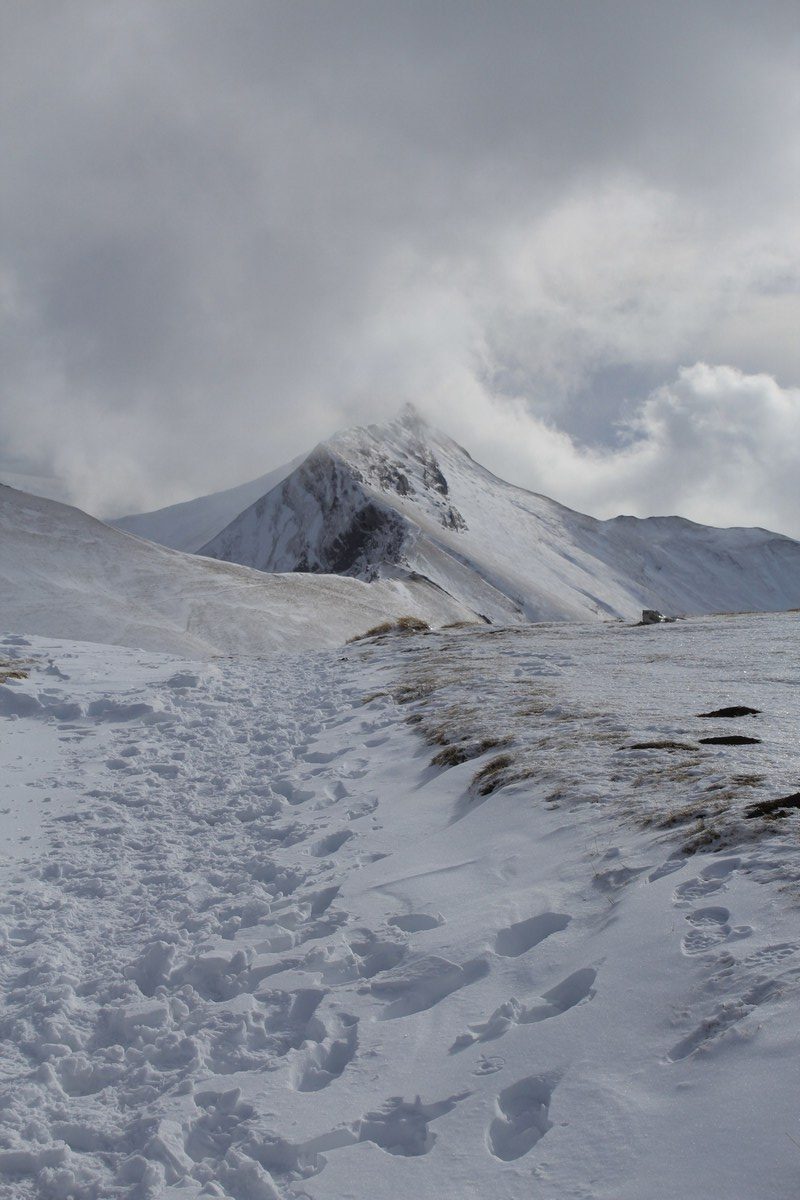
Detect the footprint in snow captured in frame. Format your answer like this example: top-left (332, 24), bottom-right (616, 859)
top-left (388, 912), bottom-right (444, 933)
top-left (310, 829), bottom-right (354, 857)
top-left (472, 1054), bottom-right (505, 1075)
top-left (371, 954), bottom-right (490, 1019)
top-left (488, 1074), bottom-right (557, 1161)
top-left (673, 858), bottom-right (741, 906)
top-left (667, 975), bottom-right (786, 1062)
top-left (738, 942), bottom-right (799, 970)
top-left (291, 1012), bottom-right (359, 1092)
top-left (450, 968), bottom-right (597, 1052)
top-left (680, 906), bottom-right (751, 956)
top-left (494, 911), bottom-right (570, 957)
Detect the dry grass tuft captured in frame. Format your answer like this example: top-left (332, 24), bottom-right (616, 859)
top-left (681, 820), bottom-right (722, 854)
top-left (431, 744), bottom-right (470, 768)
top-left (431, 737), bottom-right (510, 769)
top-left (472, 753), bottom-right (515, 796)
top-left (0, 660), bottom-right (29, 683)
top-left (348, 615), bottom-right (431, 643)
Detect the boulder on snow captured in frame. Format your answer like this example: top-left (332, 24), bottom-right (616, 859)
top-left (639, 609), bottom-right (675, 625)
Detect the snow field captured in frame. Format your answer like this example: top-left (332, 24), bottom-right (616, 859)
top-left (0, 619), bottom-right (799, 1199)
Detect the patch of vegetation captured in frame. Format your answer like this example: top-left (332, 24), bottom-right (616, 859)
top-left (681, 819), bottom-right (722, 855)
top-left (431, 737), bottom-right (510, 769)
top-left (431, 744), bottom-right (469, 767)
top-left (0, 660), bottom-right (29, 683)
top-left (348, 615), bottom-right (430, 643)
top-left (705, 773), bottom-right (765, 792)
top-left (472, 753), bottom-right (515, 796)
top-left (425, 725), bottom-right (451, 746)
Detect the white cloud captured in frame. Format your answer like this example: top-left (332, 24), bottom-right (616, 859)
top-left (437, 363), bottom-right (800, 537)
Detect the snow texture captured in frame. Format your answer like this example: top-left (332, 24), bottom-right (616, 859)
top-left (1, 615), bottom-right (800, 1199)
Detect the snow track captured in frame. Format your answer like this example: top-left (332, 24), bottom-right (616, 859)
top-left (1, 620), bottom-right (800, 1198)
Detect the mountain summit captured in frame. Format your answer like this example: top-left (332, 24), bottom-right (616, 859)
top-left (192, 410), bottom-right (800, 623)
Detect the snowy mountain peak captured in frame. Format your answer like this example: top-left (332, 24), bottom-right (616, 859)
top-left (199, 411), bottom-right (800, 624)
top-left (395, 399), bottom-right (428, 431)
top-left (326, 412), bottom-right (468, 535)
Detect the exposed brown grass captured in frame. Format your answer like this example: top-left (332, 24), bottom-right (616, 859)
top-left (472, 753), bottom-right (516, 796)
top-left (348, 615), bottom-right (431, 643)
top-left (431, 737), bottom-right (510, 769)
top-left (0, 660), bottom-right (29, 683)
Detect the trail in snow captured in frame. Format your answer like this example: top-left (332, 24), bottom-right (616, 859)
top-left (1, 619), bottom-right (799, 1199)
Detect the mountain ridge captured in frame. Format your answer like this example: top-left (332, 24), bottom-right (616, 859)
top-left (197, 406), bottom-right (800, 623)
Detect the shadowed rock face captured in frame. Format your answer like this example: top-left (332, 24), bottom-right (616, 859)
top-left (323, 501), bottom-right (406, 577)
top-left (201, 447), bottom-right (410, 579)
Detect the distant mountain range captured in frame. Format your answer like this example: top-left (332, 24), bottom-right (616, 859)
top-left (114, 404), bottom-right (800, 624)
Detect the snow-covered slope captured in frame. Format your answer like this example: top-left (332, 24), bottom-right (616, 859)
top-left (2, 616), bottom-right (800, 1198)
top-left (0, 484), bottom-right (472, 657)
top-left (201, 406), bottom-right (800, 623)
top-left (109, 455), bottom-right (305, 552)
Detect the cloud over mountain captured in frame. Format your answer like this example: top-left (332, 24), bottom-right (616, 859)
top-left (2, 3), bottom-right (799, 527)
top-left (442, 363), bottom-right (800, 537)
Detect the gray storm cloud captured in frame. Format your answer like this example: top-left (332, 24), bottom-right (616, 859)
top-left (2, 1), bottom-right (799, 531)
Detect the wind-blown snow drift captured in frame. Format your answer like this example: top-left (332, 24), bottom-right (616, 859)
top-left (199, 406), bottom-right (800, 623)
top-left (0, 484), bottom-right (471, 657)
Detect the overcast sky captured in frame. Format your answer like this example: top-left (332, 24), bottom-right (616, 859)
top-left (3, 1), bottom-right (800, 533)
